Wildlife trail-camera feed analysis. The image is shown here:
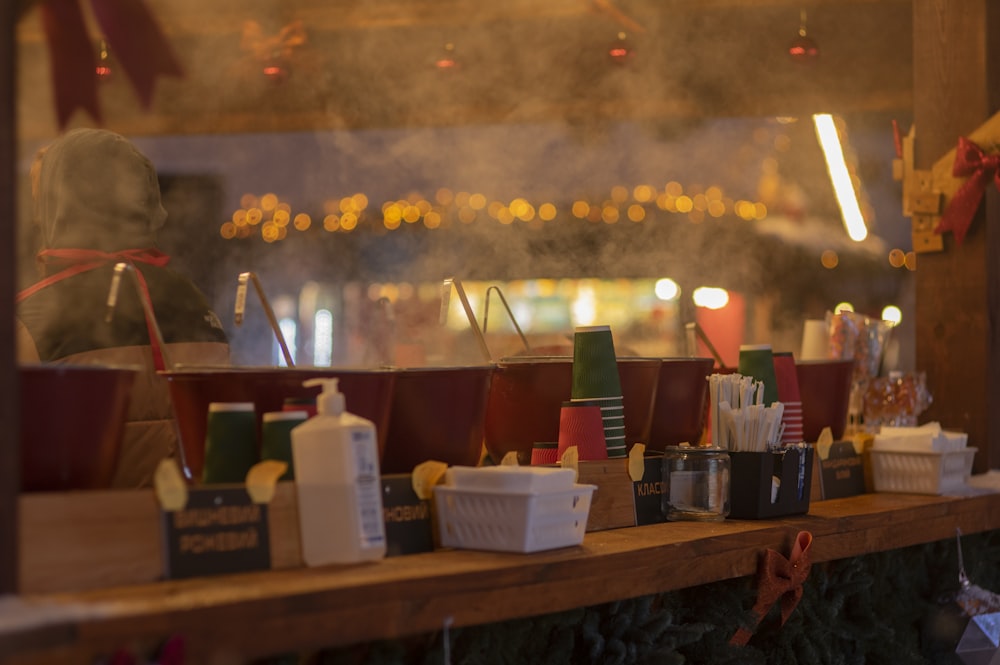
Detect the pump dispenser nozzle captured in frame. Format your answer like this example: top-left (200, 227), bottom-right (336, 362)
top-left (303, 378), bottom-right (345, 415)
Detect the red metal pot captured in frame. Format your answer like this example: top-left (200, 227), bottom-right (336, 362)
top-left (162, 367), bottom-right (397, 479)
top-left (19, 364), bottom-right (137, 491)
top-left (646, 357), bottom-right (715, 451)
top-left (483, 356), bottom-right (662, 464)
top-left (380, 365), bottom-right (495, 474)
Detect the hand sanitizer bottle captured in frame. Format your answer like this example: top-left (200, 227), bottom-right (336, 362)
top-left (291, 378), bottom-right (386, 565)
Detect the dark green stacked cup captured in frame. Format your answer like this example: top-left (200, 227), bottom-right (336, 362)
top-left (260, 410), bottom-right (310, 480)
top-left (737, 343), bottom-right (780, 406)
top-left (201, 402), bottom-right (258, 484)
top-left (571, 325), bottom-right (627, 458)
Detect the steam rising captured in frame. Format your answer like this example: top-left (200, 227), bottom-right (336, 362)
top-left (15, 1), bottom-right (915, 368)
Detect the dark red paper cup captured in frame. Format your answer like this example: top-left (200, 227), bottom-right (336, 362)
top-left (558, 402), bottom-right (608, 461)
top-left (531, 442), bottom-right (559, 465)
top-left (773, 352), bottom-right (804, 445)
top-left (795, 359), bottom-right (855, 442)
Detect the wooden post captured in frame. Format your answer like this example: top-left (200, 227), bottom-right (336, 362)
top-left (912, 0), bottom-right (1000, 473)
top-left (0, 0), bottom-right (19, 594)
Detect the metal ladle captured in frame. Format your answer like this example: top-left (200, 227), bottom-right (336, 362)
top-left (685, 321), bottom-right (728, 370)
top-left (105, 262), bottom-right (195, 479)
top-left (235, 271), bottom-right (294, 367)
top-left (105, 262), bottom-right (173, 371)
top-left (441, 277), bottom-right (492, 363)
top-left (482, 285), bottom-right (531, 354)
top-left (367, 296), bottom-right (395, 367)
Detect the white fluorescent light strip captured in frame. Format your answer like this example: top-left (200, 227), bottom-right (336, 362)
top-left (813, 113), bottom-right (868, 242)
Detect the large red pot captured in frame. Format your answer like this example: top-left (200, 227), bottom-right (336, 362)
top-left (380, 365), bottom-right (495, 474)
top-left (163, 367), bottom-right (397, 479)
top-left (483, 356), bottom-right (661, 464)
top-left (646, 357), bottom-right (715, 451)
top-left (20, 364), bottom-right (137, 491)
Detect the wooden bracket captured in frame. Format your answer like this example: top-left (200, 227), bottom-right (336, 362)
top-left (910, 169), bottom-right (944, 253)
top-left (895, 123), bottom-right (946, 253)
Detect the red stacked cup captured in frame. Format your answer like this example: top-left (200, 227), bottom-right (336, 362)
top-left (557, 401), bottom-right (608, 461)
top-left (773, 352), bottom-right (804, 445)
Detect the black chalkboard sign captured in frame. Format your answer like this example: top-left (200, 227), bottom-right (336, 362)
top-left (381, 474), bottom-right (434, 556)
top-left (161, 486), bottom-right (271, 580)
top-left (818, 441), bottom-right (867, 500)
top-left (633, 455), bottom-right (667, 526)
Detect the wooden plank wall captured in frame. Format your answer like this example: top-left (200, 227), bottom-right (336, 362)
top-left (1, 0), bottom-right (19, 594)
top-left (913, 0), bottom-right (1000, 473)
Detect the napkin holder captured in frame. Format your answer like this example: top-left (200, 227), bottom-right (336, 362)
top-left (577, 458), bottom-right (637, 531)
top-left (572, 451), bottom-right (667, 530)
top-left (729, 446), bottom-right (813, 519)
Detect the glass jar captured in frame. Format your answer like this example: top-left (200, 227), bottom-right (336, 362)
top-left (661, 445), bottom-right (730, 522)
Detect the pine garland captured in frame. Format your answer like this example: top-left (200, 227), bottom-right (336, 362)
top-left (298, 531), bottom-right (1000, 665)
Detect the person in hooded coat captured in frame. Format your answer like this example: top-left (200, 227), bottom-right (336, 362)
top-left (16, 128), bottom-right (230, 488)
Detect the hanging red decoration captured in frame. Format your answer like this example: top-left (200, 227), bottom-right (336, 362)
top-left (261, 63), bottom-right (288, 84)
top-left (38, 0), bottom-right (184, 127)
top-left (434, 43), bottom-right (459, 71)
top-left (241, 20), bottom-right (307, 84)
top-left (608, 32), bottom-right (635, 65)
top-left (788, 35), bottom-right (819, 62)
top-left (95, 39), bottom-right (112, 81)
top-left (788, 10), bottom-right (819, 63)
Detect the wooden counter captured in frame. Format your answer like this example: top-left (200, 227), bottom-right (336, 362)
top-left (2, 490), bottom-right (999, 664)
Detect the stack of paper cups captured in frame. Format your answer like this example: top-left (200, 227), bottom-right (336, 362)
top-left (737, 344), bottom-right (779, 406)
top-left (531, 442), bottom-right (559, 465)
top-left (557, 402), bottom-right (608, 461)
top-left (202, 402), bottom-right (257, 484)
top-left (800, 319), bottom-right (830, 361)
top-left (772, 352), bottom-right (804, 445)
top-left (571, 325), bottom-right (627, 458)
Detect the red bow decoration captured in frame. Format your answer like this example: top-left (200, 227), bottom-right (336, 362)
top-left (934, 136), bottom-right (1000, 246)
top-left (730, 530), bottom-right (813, 646)
top-left (104, 635), bottom-right (184, 664)
top-left (39, 0), bottom-right (184, 128)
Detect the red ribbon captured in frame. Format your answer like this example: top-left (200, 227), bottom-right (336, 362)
top-left (17, 248), bottom-right (171, 371)
top-left (157, 635), bottom-right (185, 665)
top-left (934, 136), bottom-right (1000, 246)
top-left (104, 634), bottom-right (184, 664)
top-left (39, 0), bottom-right (183, 128)
top-left (730, 530), bottom-right (813, 646)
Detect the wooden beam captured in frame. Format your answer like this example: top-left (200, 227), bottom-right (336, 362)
top-left (1, 0), bottom-right (19, 595)
top-left (2, 492), bottom-right (998, 664)
top-left (912, 0), bottom-right (1000, 472)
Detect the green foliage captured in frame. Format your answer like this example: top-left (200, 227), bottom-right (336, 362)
top-left (294, 532), bottom-right (1000, 665)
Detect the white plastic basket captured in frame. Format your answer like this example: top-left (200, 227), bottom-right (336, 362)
top-left (871, 447), bottom-right (976, 495)
top-left (434, 484), bottom-right (596, 553)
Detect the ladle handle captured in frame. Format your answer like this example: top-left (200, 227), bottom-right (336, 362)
top-left (236, 272), bottom-right (295, 368)
top-left (106, 263), bottom-right (192, 481)
top-left (105, 262), bottom-right (174, 372)
top-left (443, 278), bottom-right (492, 363)
top-left (686, 322), bottom-right (728, 370)
top-left (483, 285), bottom-right (531, 353)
